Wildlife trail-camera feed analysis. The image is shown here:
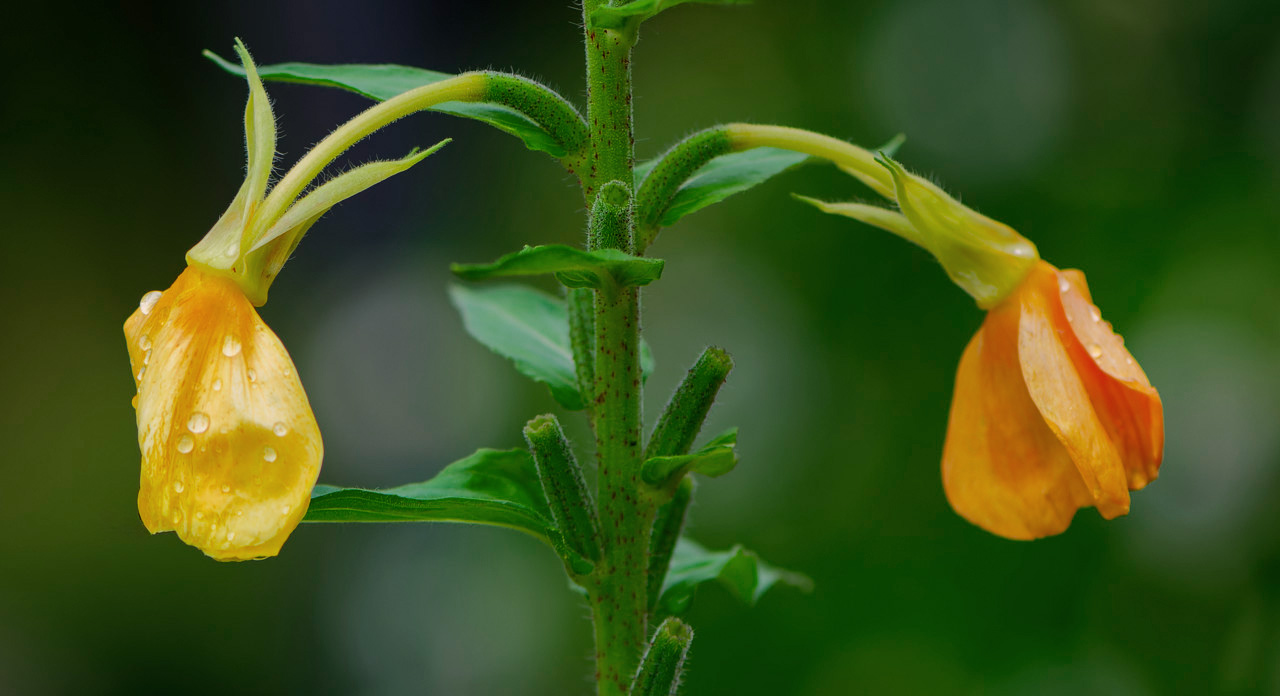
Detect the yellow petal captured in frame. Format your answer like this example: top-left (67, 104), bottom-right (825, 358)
top-left (124, 267), bottom-right (322, 560)
top-left (942, 286), bottom-right (1094, 540)
top-left (1056, 268), bottom-right (1164, 489)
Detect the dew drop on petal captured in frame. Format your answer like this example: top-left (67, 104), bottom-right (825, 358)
top-left (176, 435), bottom-right (195, 454)
top-left (1089, 306), bottom-right (1101, 323)
top-left (136, 368), bottom-right (145, 381)
top-left (212, 378), bottom-right (222, 392)
top-left (247, 368), bottom-right (256, 382)
top-left (1058, 278), bottom-right (1069, 293)
top-left (142, 350), bottom-right (151, 366)
top-left (222, 335), bottom-right (242, 357)
top-left (226, 530), bottom-right (236, 542)
top-left (272, 422), bottom-right (288, 437)
top-left (139, 291), bottom-right (163, 316)
top-left (173, 480), bottom-right (185, 493)
top-left (221, 484), bottom-right (232, 494)
top-left (138, 334), bottom-right (152, 351)
top-left (263, 447), bottom-right (277, 463)
top-left (195, 511), bottom-right (204, 520)
top-left (187, 412), bottom-right (210, 434)
top-left (280, 504), bottom-right (291, 515)
top-left (1087, 343), bottom-right (1103, 359)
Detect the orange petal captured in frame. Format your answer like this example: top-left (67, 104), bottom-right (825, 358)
top-left (941, 288), bottom-right (1094, 539)
top-left (124, 267), bottom-right (322, 560)
top-left (1056, 269), bottom-right (1164, 489)
top-left (1015, 263), bottom-right (1130, 519)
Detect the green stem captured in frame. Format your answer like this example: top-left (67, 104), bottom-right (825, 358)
top-left (582, 6), bottom-right (647, 695)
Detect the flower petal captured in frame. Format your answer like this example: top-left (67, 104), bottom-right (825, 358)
top-left (124, 267), bottom-right (322, 560)
top-left (942, 291), bottom-right (1094, 539)
top-left (1015, 263), bottom-right (1130, 519)
top-left (1056, 269), bottom-right (1164, 489)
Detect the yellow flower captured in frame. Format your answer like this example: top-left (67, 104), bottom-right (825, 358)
top-left (125, 267), bottom-right (321, 560)
top-left (126, 40), bottom-right (450, 559)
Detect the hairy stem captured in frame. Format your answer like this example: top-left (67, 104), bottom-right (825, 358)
top-left (582, 5), bottom-right (647, 695)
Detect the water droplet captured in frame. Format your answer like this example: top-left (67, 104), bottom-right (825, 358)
top-left (272, 422), bottom-right (287, 437)
top-left (1058, 278), bottom-right (1069, 293)
top-left (263, 447), bottom-right (277, 463)
top-left (195, 511), bottom-right (204, 520)
top-left (221, 484), bottom-right (231, 494)
top-left (139, 291), bottom-right (162, 315)
top-left (212, 379), bottom-right (222, 392)
top-left (187, 412), bottom-right (210, 434)
top-left (142, 349), bottom-right (151, 365)
top-left (226, 530), bottom-right (236, 541)
top-left (138, 334), bottom-right (152, 351)
top-left (1125, 356), bottom-right (1134, 365)
top-left (222, 335), bottom-right (242, 357)
top-left (136, 368), bottom-right (145, 381)
top-left (235, 510), bottom-right (243, 516)
top-left (224, 245), bottom-right (238, 258)
top-left (283, 368), bottom-right (292, 377)
top-left (176, 435), bottom-right (194, 454)
top-left (1087, 343), bottom-right (1103, 359)
top-left (173, 480), bottom-right (185, 493)
top-left (247, 368), bottom-right (256, 382)
top-left (1089, 306), bottom-right (1101, 323)
top-left (280, 504), bottom-right (291, 515)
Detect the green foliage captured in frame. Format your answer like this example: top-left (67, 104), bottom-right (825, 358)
top-left (203, 52), bottom-right (569, 157)
top-left (635, 148), bottom-right (809, 232)
top-left (657, 538), bottom-right (811, 616)
top-left (452, 245), bottom-right (663, 294)
top-left (591, 0), bottom-right (751, 31)
top-left (306, 448), bottom-right (554, 536)
top-left (448, 284), bottom-right (654, 410)
top-left (642, 428), bottom-right (738, 488)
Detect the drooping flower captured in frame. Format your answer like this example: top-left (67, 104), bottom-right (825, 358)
top-left (126, 40), bottom-right (447, 559)
top-left (793, 147), bottom-right (1163, 539)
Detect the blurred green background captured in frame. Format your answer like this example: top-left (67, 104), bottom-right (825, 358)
top-left (4, 0), bottom-right (1280, 693)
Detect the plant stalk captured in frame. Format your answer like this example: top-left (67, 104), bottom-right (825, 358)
top-left (582, 4), bottom-right (648, 695)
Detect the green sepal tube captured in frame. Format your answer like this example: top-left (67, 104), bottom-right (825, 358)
top-left (480, 72), bottom-right (589, 162)
top-left (629, 616), bottom-right (694, 696)
top-left (647, 476), bottom-right (693, 612)
top-left (645, 347), bottom-right (734, 459)
top-left (634, 128), bottom-right (732, 235)
top-left (589, 180), bottom-right (635, 253)
top-left (568, 288), bottom-right (597, 404)
top-left (523, 414), bottom-right (603, 563)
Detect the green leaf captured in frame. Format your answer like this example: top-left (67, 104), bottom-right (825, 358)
top-left (657, 537), bottom-right (811, 616)
top-left (592, 0), bottom-right (751, 30)
top-left (204, 51), bottom-right (566, 157)
top-left (448, 284), bottom-right (655, 410)
top-left (642, 427), bottom-right (738, 486)
top-left (449, 284), bottom-right (585, 410)
top-left (306, 448), bottom-right (554, 538)
top-left (636, 148), bottom-right (809, 228)
top-left (451, 245), bottom-right (665, 293)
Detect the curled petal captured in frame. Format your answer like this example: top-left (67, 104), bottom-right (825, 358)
top-left (1015, 263), bottom-right (1130, 519)
top-left (124, 267), bottom-right (322, 560)
top-left (1056, 269), bottom-right (1164, 489)
top-left (942, 289), bottom-right (1094, 540)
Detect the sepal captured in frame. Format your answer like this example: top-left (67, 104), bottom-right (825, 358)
top-left (629, 617), bottom-right (694, 696)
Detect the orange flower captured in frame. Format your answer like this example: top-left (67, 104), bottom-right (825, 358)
top-left (125, 267), bottom-right (322, 560)
top-left (942, 261), bottom-right (1164, 539)
top-left (779, 139), bottom-right (1164, 538)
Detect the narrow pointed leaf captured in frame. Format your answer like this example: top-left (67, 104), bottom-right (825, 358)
top-left (642, 428), bottom-right (738, 487)
top-left (635, 148), bottom-right (809, 229)
top-left (305, 448), bottom-right (554, 539)
top-left (792, 194), bottom-right (925, 249)
top-left (592, 0), bottom-right (751, 30)
top-left (448, 284), bottom-right (655, 410)
top-left (452, 245), bottom-right (665, 291)
top-left (232, 40), bottom-right (276, 212)
top-left (204, 52), bottom-right (565, 157)
top-left (658, 537), bottom-right (811, 616)
top-left (253, 142), bottom-right (449, 252)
